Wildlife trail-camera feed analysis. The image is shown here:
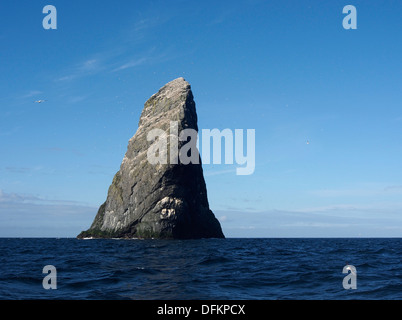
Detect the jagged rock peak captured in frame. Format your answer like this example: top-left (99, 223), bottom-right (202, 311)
top-left (77, 78), bottom-right (225, 239)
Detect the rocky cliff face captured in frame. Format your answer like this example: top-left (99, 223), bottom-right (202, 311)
top-left (77, 78), bottom-right (224, 239)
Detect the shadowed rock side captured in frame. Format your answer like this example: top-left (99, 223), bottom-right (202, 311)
top-left (77, 78), bottom-right (224, 239)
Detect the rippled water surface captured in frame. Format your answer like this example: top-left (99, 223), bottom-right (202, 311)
top-left (0, 238), bottom-right (401, 299)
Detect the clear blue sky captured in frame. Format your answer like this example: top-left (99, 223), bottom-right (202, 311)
top-left (1, 0), bottom-right (402, 237)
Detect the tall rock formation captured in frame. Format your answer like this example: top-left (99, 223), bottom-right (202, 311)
top-left (77, 78), bottom-right (224, 239)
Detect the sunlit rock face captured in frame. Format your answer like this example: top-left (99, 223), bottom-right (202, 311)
top-left (77, 78), bottom-right (224, 239)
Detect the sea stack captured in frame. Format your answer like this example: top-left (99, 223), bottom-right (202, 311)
top-left (77, 78), bottom-right (224, 239)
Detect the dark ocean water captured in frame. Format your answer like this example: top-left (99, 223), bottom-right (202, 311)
top-left (0, 238), bottom-right (401, 300)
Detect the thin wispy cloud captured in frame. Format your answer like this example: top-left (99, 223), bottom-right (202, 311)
top-left (308, 184), bottom-right (402, 198)
top-left (0, 190), bottom-right (96, 237)
top-left (5, 167), bottom-right (32, 174)
top-left (3, 166), bottom-right (45, 177)
top-left (119, 15), bottom-right (172, 45)
top-left (56, 58), bottom-right (106, 82)
top-left (54, 12), bottom-right (176, 83)
top-left (0, 189), bottom-right (39, 203)
top-left (384, 185), bottom-right (402, 191)
top-left (57, 75), bottom-right (76, 82)
top-left (0, 189), bottom-right (93, 207)
top-left (281, 222), bottom-right (353, 228)
top-left (133, 17), bottom-right (164, 32)
top-left (205, 168), bottom-right (237, 176)
top-left (68, 95), bottom-right (89, 104)
top-left (56, 48), bottom-right (172, 81)
top-left (20, 90), bottom-right (43, 99)
top-left (80, 59), bottom-right (99, 71)
top-left (216, 204), bottom-right (402, 237)
top-left (111, 45), bottom-right (179, 73)
top-left (206, 7), bottom-right (238, 26)
top-left (112, 57), bottom-right (148, 72)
